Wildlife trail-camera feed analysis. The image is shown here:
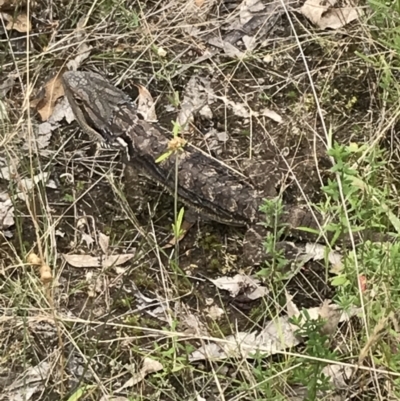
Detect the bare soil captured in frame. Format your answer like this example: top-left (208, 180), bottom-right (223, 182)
top-left (0, 0), bottom-right (394, 399)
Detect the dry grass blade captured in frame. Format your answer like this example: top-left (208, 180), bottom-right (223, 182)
top-left (1, 0), bottom-right (400, 399)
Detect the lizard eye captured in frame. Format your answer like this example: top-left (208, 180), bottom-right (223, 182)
top-left (74, 97), bottom-right (84, 106)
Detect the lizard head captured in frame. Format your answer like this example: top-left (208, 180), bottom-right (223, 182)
top-left (62, 71), bottom-right (137, 147)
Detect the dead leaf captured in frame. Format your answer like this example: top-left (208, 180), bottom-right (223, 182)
top-left (185, 25), bottom-right (202, 37)
top-left (63, 253), bottom-right (135, 268)
top-left (66, 42), bottom-right (92, 71)
top-left (132, 281), bottom-right (170, 322)
top-left (190, 315), bottom-right (298, 361)
top-left (322, 365), bottom-right (353, 389)
top-left (115, 358), bottom-right (163, 393)
top-left (2, 12), bottom-right (31, 32)
top-left (216, 95), bottom-right (251, 118)
top-left (318, 300), bottom-right (343, 335)
top-left (303, 243), bottom-right (343, 270)
top-left (183, 0), bottom-right (216, 24)
top-left (0, 191), bottom-right (14, 229)
top-left (22, 97), bottom-right (75, 156)
top-left (136, 84), bottom-right (157, 121)
top-left (318, 6), bottom-right (360, 29)
top-left (147, 305), bottom-right (170, 321)
top-left (98, 232), bottom-right (110, 254)
top-left (30, 94), bottom-right (75, 152)
top-left (242, 35), bottom-right (258, 51)
top-left (0, 164), bottom-right (16, 232)
top-left (3, 361), bottom-right (51, 400)
top-left (300, 0), bottom-right (360, 30)
top-left (18, 172), bottom-right (57, 192)
top-left (286, 293), bottom-right (361, 336)
top-left (0, 157), bottom-right (18, 180)
top-left (86, 270), bottom-right (104, 297)
top-left (208, 37), bottom-right (246, 58)
top-left (52, 96), bottom-right (76, 123)
top-left (190, 297), bottom-right (361, 362)
top-left (0, 164), bottom-right (57, 200)
top-left (301, 0), bottom-right (330, 25)
top-left (55, 229), bottom-right (65, 237)
top-left (182, 313), bottom-right (209, 336)
top-left (216, 131), bottom-right (228, 142)
top-left (358, 274), bottom-right (367, 292)
top-left (32, 122), bottom-right (52, 149)
top-left (261, 108), bottom-right (283, 123)
top-left (35, 72), bottom-right (66, 121)
top-left (222, 0), bottom-right (287, 50)
top-left (213, 93), bottom-right (283, 122)
top-left (206, 305), bottom-right (224, 320)
top-left (210, 274), bottom-right (269, 299)
top-left (240, 0), bottom-right (266, 25)
top-left (80, 232), bottom-right (94, 248)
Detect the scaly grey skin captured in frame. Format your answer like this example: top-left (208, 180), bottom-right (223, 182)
top-left (62, 71), bottom-right (266, 226)
top-left (63, 71), bottom-right (367, 262)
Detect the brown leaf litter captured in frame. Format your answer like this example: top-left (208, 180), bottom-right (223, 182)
top-left (1, 11), bottom-right (31, 32)
top-left (33, 70), bottom-right (66, 121)
top-left (300, 0), bottom-right (361, 30)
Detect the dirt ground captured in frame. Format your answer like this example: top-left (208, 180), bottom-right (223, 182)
top-left (1, 0), bottom-right (399, 400)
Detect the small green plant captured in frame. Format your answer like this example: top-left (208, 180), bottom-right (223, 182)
top-left (257, 198), bottom-right (291, 281)
top-left (154, 121), bottom-right (188, 247)
top-left (320, 139), bottom-right (400, 377)
top-left (76, 180), bottom-right (85, 192)
top-left (99, 1), bottom-right (140, 28)
top-left (247, 358), bottom-right (288, 400)
top-left (357, 0), bottom-right (400, 105)
top-left (259, 92), bottom-right (271, 102)
top-left (259, 197), bottom-right (285, 231)
top-left (172, 207), bottom-right (185, 240)
top-left (168, 91), bottom-right (180, 108)
top-left (320, 142), bottom-right (392, 244)
top-left (62, 193), bottom-right (74, 203)
top-left (155, 121), bottom-right (186, 163)
top-left (152, 331), bottom-right (191, 375)
top-left (67, 385), bottom-right (96, 401)
top-left (289, 312), bottom-right (338, 400)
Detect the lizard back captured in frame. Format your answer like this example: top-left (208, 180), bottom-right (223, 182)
top-left (62, 71), bottom-right (262, 226)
